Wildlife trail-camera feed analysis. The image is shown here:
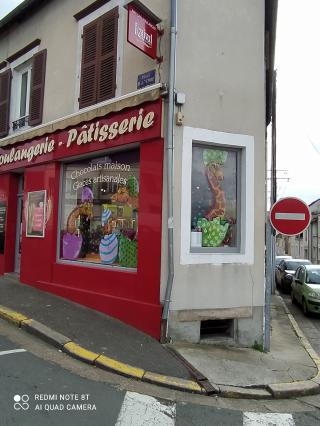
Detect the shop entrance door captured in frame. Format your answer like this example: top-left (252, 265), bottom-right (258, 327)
top-left (14, 175), bottom-right (24, 273)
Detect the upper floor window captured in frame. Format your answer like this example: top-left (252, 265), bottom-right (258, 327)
top-left (0, 45), bottom-right (47, 138)
top-left (11, 61), bottom-right (32, 131)
top-left (79, 7), bottom-right (118, 109)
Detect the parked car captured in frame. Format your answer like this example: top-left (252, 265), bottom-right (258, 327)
top-left (275, 255), bottom-right (292, 266)
top-left (275, 258), bottom-right (312, 293)
top-left (291, 265), bottom-right (320, 316)
top-left (275, 255), bottom-right (292, 286)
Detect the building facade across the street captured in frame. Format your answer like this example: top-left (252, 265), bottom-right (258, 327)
top-left (277, 198), bottom-right (320, 264)
top-left (0, 0), bottom-right (277, 345)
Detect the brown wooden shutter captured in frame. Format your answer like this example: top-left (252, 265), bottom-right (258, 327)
top-left (97, 7), bottom-right (118, 103)
top-left (79, 7), bottom-right (118, 109)
top-left (79, 19), bottom-right (99, 108)
top-left (0, 69), bottom-right (12, 138)
top-left (29, 49), bottom-right (47, 126)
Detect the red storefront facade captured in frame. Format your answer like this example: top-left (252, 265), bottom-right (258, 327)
top-left (0, 98), bottom-right (164, 339)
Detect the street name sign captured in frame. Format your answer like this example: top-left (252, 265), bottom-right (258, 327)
top-left (270, 197), bottom-right (311, 236)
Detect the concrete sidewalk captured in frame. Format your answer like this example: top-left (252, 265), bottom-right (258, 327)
top-left (171, 296), bottom-right (320, 398)
top-left (0, 273), bottom-right (319, 399)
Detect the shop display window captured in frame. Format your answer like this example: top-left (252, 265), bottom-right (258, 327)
top-left (190, 145), bottom-right (240, 252)
top-left (59, 148), bottom-right (139, 269)
top-left (181, 127), bottom-right (254, 265)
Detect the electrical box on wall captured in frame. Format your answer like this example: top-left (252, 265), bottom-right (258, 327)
top-left (176, 111), bottom-right (184, 126)
top-left (175, 92), bottom-right (186, 105)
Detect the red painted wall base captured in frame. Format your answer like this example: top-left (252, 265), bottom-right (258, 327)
top-left (23, 279), bottom-right (162, 339)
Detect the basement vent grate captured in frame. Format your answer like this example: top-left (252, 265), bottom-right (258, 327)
top-left (200, 319), bottom-right (233, 338)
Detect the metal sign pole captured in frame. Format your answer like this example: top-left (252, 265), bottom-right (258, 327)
top-left (264, 218), bottom-right (272, 352)
top-left (264, 69), bottom-right (277, 352)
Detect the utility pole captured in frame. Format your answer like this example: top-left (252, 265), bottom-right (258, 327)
top-left (271, 69), bottom-right (277, 293)
top-left (264, 69), bottom-right (277, 352)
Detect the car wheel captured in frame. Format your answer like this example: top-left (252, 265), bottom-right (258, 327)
top-left (291, 290), bottom-right (296, 305)
top-left (279, 279), bottom-right (283, 293)
top-left (302, 298), bottom-right (309, 317)
top-left (281, 279), bottom-right (289, 294)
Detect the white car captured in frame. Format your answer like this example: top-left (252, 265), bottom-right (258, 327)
top-left (275, 255), bottom-right (292, 267)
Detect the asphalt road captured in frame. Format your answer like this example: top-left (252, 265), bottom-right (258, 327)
top-left (1, 318), bottom-right (320, 425)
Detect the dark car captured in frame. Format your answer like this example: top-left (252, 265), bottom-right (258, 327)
top-left (275, 259), bottom-right (312, 293)
top-left (275, 255), bottom-right (292, 286)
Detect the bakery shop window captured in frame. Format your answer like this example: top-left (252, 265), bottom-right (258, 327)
top-left (190, 144), bottom-right (240, 253)
top-left (60, 149), bottom-right (139, 268)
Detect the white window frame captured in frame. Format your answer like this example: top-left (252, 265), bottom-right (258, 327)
top-left (9, 46), bottom-right (39, 134)
top-left (180, 127), bottom-right (254, 265)
top-left (14, 64), bottom-right (31, 118)
top-left (74, 0), bottom-right (126, 112)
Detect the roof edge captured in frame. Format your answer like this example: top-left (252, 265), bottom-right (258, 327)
top-left (0, 0), bottom-right (44, 34)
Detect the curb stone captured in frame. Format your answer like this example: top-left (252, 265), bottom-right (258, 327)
top-left (21, 319), bottom-right (71, 348)
top-left (95, 354), bottom-right (145, 379)
top-left (0, 305), bottom-right (28, 325)
top-left (267, 381), bottom-right (320, 399)
top-left (219, 385), bottom-right (273, 399)
top-left (63, 342), bottom-right (100, 365)
top-left (0, 305), bottom-right (204, 395)
top-left (143, 371), bottom-right (204, 393)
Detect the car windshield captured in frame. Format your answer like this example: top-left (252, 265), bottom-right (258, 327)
top-left (306, 270), bottom-right (320, 284)
top-left (276, 258), bottom-right (288, 266)
top-left (286, 261), bottom-right (311, 271)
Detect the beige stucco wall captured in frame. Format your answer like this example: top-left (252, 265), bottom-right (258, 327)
top-left (0, 0), bottom-right (170, 124)
top-left (161, 0), bottom-right (266, 318)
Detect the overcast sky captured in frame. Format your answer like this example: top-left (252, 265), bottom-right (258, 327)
top-left (0, 0), bottom-right (23, 19)
top-left (275, 0), bottom-right (320, 204)
top-left (0, 1), bottom-right (319, 204)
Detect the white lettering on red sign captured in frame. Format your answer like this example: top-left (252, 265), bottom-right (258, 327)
top-left (275, 213), bottom-right (306, 220)
top-left (134, 22), bottom-right (153, 47)
top-left (0, 108), bottom-right (155, 167)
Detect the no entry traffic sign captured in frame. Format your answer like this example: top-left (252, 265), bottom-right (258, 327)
top-left (270, 197), bottom-right (311, 236)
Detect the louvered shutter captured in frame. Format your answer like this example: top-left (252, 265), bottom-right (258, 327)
top-left (79, 19), bottom-right (99, 108)
top-left (29, 49), bottom-right (47, 126)
top-left (0, 69), bottom-right (12, 138)
top-left (79, 8), bottom-right (118, 109)
top-left (97, 7), bottom-right (118, 103)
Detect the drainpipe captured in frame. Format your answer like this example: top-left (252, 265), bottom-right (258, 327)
top-left (161, 0), bottom-right (177, 341)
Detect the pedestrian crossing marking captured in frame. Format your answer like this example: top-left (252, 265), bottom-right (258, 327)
top-left (115, 391), bottom-right (175, 425)
top-left (243, 412), bottom-right (295, 426)
top-left (0, 348), bottom-right (26, 356)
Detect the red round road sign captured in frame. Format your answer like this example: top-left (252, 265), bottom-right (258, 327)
top-left (270, 197), bottom-right (311, 236)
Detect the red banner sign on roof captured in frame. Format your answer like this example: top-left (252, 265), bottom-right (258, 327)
top-left (127, 4), bottom-right (158, 60)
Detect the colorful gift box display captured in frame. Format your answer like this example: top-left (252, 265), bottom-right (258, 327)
top-left (62, 232), bottom-right (83, 260)
top-left (197, 217), bottom-right (229, 247)
top-left (99, 233), bottom-right (118, 264)
top-left (99, 208), bottom-right (119, 264)
top-left (118, 234), bottom-right (137, 268)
